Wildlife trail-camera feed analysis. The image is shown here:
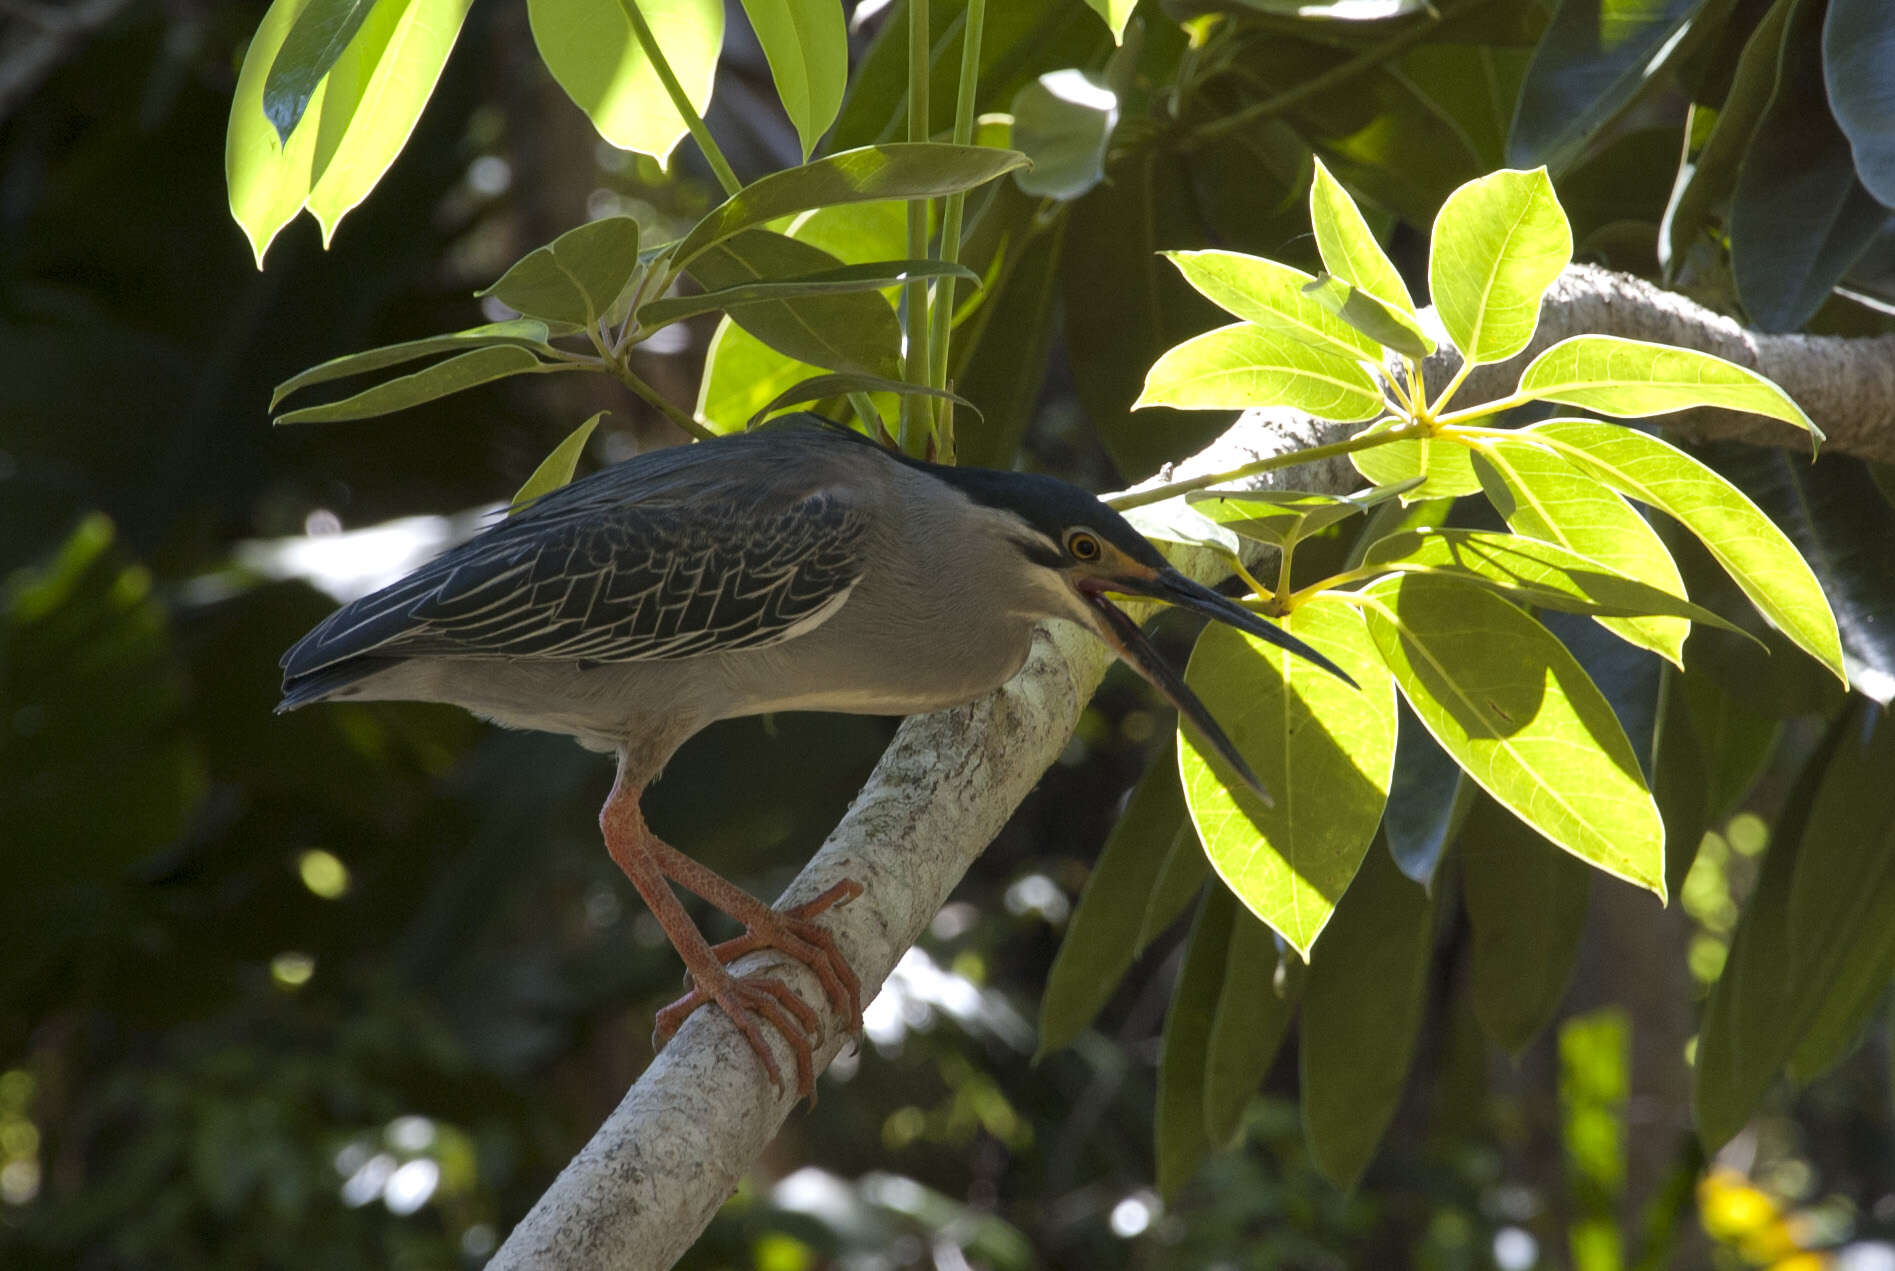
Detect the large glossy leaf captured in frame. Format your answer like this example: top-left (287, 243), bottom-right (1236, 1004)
top-left (1695, 446), bottom-right (1895, 707)
top-left (482, 216), bottom-right (643, 329)
top-left (1729, 0), bottom-right (1888, 333)
top-left (1514, 336), bottom-right (1816, 435)
top-left (681, 231), bottom-right (903, 378)
top-left (510, 413), bottom-right (604, 512)
top-left (1309, 157), bottom-right (1419, 322)
top-left (1157, 890), bottom-right (1233, 1200)
top-left (301, 0), bottom-right (473, 242)
top-left (1011, 70), bottom-right (1119, 201)
top-left (1299, 843), bottom-right (1434, 1190)
top-left (1472, 439), bottom-right (1690, 664)
top-left (1652, 666), bottom-right (1709, 899)
top-left (1383, 700), bottom-right (1468, 889)
top-left (1526, 420), bottom-right (1845, 681)
top-left (1360, 528), bottom-right (1736, 631)
top-left (739, 0), bottom-right (846, 160)
top-left (1357, 573), bottom-right (1666, 897)
top-left (1178, 596), bottom-right (1397, 958)
top-left (1037, 743), bottom-right (1193, 1059)
top-left (1204, 915), bottom-right (1300, 1147)
top-left (1137, 324), bottom-right (1384, 420)
top-left (1429, 167), bottom-right (1572, 367)
top-left (1163, 251), bottom-right (1382, 360)
top-left (227, 0), bottom-right (327, 266)
top-left (671, 143), bottom-right (1029, 269)
top-left (1508, 0), bottom-right (1708, 171)
top-left (262, 0), bottom-right (375, 141)
top-left (951, 211), bottom-right (1063, 468)
top-left (1399, 41), bottom-right (1531, 172)
top-left (1461, 795), bottom-right (1590, 1054)
top-left (528, 0), bottom-right (724, 163)
top-left (1299, 274), bottom-right (1433, 361)
top-left (276, 345), bottom-right (546, 423)
top-left (1824, 0), bottom-right (1895, 206)
top-left (745, 374), bottom-right (969, 430)
top-left (271, 320), bottom-right (556, 410)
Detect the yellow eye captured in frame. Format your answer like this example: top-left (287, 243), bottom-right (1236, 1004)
top-left (1066, 530), bottom-right (1103, 562)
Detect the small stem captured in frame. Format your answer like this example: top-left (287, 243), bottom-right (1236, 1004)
top-left (925, 0), bottom-right (986, 453)
top-left (1427, 357), bottom-right (1475, 419)
top-left (1107, 421), bottom-right (1424, 510)
top-left (1433, 391), bottom-right (1535, 428)
top-left (898, 0), bottom-right (933, 457)
top-left (618, 0), bottom-right (740, 197)
top-left (1273, 531), bottom-right (1299, 605)
top-left (608, 361), bottom-right (716, 441)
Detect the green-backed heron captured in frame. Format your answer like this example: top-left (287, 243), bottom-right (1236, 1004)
top-left (280, 417), bottom-right (1347, 1093)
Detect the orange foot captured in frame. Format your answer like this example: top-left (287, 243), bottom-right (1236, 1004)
top-left (653, 879), bottom-right (865, 1097)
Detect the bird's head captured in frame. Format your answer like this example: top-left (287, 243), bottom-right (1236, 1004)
top-left (925, 464), bottom-right (1355, 802)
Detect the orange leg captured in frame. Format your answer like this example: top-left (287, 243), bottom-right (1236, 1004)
top-left (600, 771), bottom-right (861, 1097)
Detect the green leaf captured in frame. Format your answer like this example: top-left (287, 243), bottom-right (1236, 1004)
top-left (509, 412), bottom-right (604, 512)
top-left (262, 0), bottom-right (374, 142)
top-left (739, 0), bottom-right (847, 161)
top-left (1824, 0), bottom-right (1895, 206)
top-left (1299, 273), bottom-right (1434, 360)
top-left (276, 345), bottom-right (545, 423)
top-left (1526, 419), bottom-right (1845, 681)
top-left (1730, 0), bottom-right (1886, 333)
top-left (1356, 573), bottom-right (1666, 898)
top-left (1516, 336), bottom-right (1817, 437)
top-left (1136, 815), bottom-right (1211, 951)
top-left (670, 143), bottom-right (1031, 269)
top-left (1461, 795), bottom-right (1590, 1054)
top-left (1038, 743), bottom-right (1193, 1059)
top-left (745, 374), bottom-right (973, 430)
top-left (226, 0), bottom-right (327, 267)
top-left (951, 202), bottom-right (1063, 468)
top-left (271, 320), bottom-right (555, 410)
top-left (1186, 480), bottom-right (1421, 550)
top-left (680, 231), bottom-right (904, 377)
top-left (1351, 424), bottom-right (1482, 501)
top-left (1081, 0), bottom-right (1137, 41)
top-left (1120, 499), bottom-right (1243, 565)
top-left (1308, 156), bottom-right (1418, 321)
top-left (1361, 528), bottom-right (1739, 631)
top-left (483, 216), bottom-right (644, 329)
top-left (642, 258), bottom-right (976, 328)
top-left (301, 0), bottom-right (476, 244)
top-left (1178, 595), bottom-right (1397, 958)
top-left (1010, 69), bottom-right (1119, 201)
top-left (1471, 438), bottom-right (1691, 666)
top-left (1157, 889), bottom-right (1233, 1200)
top-left (1508, 0), bottom-right (1706, 171)
top-left (1135, 323), bottom-right (1384, 420)
top-left (1204, 916), bottom-right (1300, 1148)
top-left (1428, 168), bottom-right (1572, 367)
top-left (1163, 251), bottom-right (1382, 360)
top-left (1299, 843), bottom-right (1434, 1190)
top-left (528, 0), bottom-right (724, 163)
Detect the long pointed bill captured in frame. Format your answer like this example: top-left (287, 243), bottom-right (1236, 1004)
top-left (1080, 569), bottom-right (1358, 806)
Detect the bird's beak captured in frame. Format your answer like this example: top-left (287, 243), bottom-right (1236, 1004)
top-left (1079, 568), bottom-right (1358, 805)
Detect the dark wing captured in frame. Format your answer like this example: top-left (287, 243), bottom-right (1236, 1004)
top-left (281, 486), bottom-right (872, 686)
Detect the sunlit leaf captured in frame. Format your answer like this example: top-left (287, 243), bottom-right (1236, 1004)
top-left (1308, 156), bottom-right (1418, 320)
top-left (227, 0), bottom-right (326, 267)
top-left (1516, 336), bottom-right (1816, 436)
top-left (1356, 573), bottom-right (1666, 897)
top-left (1525, 419), bottom-right (1844, 681)
top-left (1428, 167), bottom-right (1572, 367)
top-left (739, 0), bottom-right (847, 161)
top-left (1351, 423), bottom-right (1481, 501)
top-left (1179, 596), bottom-right (1397, 957)
top-left (528, 0), bottom-right (724, 163)
top-left (1136, 323), bottom-right (1384, 420)
top-left (1299, 273), bottom-right (1433, 359)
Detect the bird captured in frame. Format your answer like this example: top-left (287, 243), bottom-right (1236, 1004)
top-left (278, 415), bottom-right (1352, 1095)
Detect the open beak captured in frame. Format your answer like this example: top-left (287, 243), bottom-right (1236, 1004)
top-left (1080, 568), bottom-right (1358, 806)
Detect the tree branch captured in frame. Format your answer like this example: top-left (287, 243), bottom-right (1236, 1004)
top-left (489, 265), bottom-right (1895, 1269)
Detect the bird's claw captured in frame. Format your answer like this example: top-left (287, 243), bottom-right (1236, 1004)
top-left (654, 879), bottom-right (865, 1100)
